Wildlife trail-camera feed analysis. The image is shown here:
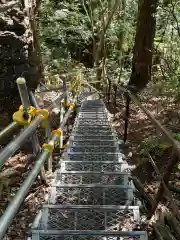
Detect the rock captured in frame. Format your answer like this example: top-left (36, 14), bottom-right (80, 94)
top-left (0, 31), bottom-right (25, 46)
top-left (0, 2), bottom-right (42, 120)
top-left (7, 8), bottom-right (25, 21)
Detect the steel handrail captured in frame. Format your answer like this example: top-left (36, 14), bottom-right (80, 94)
top-left (0, 99), bottom-right (76, 239)
top-left (0, 90), bottom-right (69, 169)
top-left (0, 122), bottom-right (20, 142)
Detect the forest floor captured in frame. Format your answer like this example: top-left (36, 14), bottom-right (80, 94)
top-left (108, 92), bottom-right (180, 238)
top-left (0, 151), bottom-right (54, 239)
top-left (1, 92), bottom-right (180, 239)
top-left (109, 93), bottom-right (180, 187)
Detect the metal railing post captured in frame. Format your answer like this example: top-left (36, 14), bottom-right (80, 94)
top-left (59, 102), bottom-right (64, 150)
top-left (16, 78), bottom-right (46, 183)
top-left (62, 75), bottom-right (69, 138)
top-left (29, 90), bottom-right (53, 173)
top-left (16, 78), bottom-right (30, 114)
top-left (62, 75), bottom-right (68, 114)
top-left (123, 93), bottom-right (130, 143)
top-left (45, 121), bottom-right (53, 172)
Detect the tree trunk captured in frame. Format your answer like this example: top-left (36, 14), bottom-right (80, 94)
top-left (106, 78), bottom-right (111, 104)
top-left (0, 0), bottom-right (43, 119)
top-left (127, 0), bottom-right (159, 93)
top-left (113, 0), bottom-right (126, 106)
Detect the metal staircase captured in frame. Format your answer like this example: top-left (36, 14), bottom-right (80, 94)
top-left (31, 97), bottom-right (148, 240)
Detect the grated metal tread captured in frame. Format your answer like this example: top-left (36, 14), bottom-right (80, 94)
top-left (38, 205), bottom-right (140, 231)
top-left (68, 146), bottom-right (120, 153)
top-left (66, 152), bottom-right (124, 156)
top-left (72, 125), bottom-right (112, 128)
top-left (57, 170), bottom-right (130, 184)
top-left (70, 135), bottom-right (118, 141)
top-left (69, 140), bottom-right (118, 147)
top-left (71, 130), bottom-right (115, 135)
top-left (49, 186), bottom-right (134, 206)
top-left (31, 97), bottom-right (148, 240)
top-left (74, 121), bottom-right (110, 124)
top-left (63, 153), bottom-right (125, 162)
top-left (32, 230), bottom-right (148, 240)
top-left (60, 161), bottom-right (128, 172)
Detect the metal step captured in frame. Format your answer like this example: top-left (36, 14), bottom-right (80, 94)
top-left (60, 161), bottom-right (128, 172)
top-left (69, 140), bottom-right (118, 147)
top-left (78, 114), bottom-right (107, 117)
top-left (78, 114), bottom-right (107, 116)
top-left (36, 205), bottom-right (140, 231)
top-left (60, 171), bottom-right (130, 176)
top-left (73, 123), bottom-right (112, 128)
top-left (80, 105), bottom-right (105, 108)
top-left (80, 109), bottom-right (106, 112)
top-left (57, 170), bottom-right (130, 185)
top-left (49, 183), bottom-right (134, 205)
top-left (81, 105), bottom-right (105, 108)
top-left (69, 139), bottom-right (119, 143)
top-left (67, 152), bottom-right (123, 156)
top-left (72, 126), bottom-right (113, 130)
top-left (72, 131), bottom-right (115, 136)
top-left (31, 230), bottom-right (148, 240)
top-left (74, 122), bottom-right (111, 127)
top-left (64, 152), bottom-right (124, 162)
top-left (70, 135), bottom-right (118, 141)
top-left (52, 183), bottom-right (133, 189)
top-left (68, 146), bottom-right (120, 153)
top-left (74, 118), bottom-right (109, 122)
top-left (78, 112), bottom-right (107, 114)
top-left (78, 116), bottom-right (108, 119)
top-left (75, 124), bottom-right (112, 129)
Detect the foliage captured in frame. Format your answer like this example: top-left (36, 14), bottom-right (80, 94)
top-left (137, 130), bottom-right (180, 163)
top-left (38, 0), bottom-right (180, 99)
top-left (39, 0), bottom-right (91, 80)
top-left (151, 1), bottom-right (180, 99)
top-left (38, 0), bottom-right (138, 87)
top-left (137, 135), bottom-right (171, 158)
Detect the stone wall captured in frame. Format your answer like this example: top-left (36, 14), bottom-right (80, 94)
top-left (0, 0), bottom-right (42, 118)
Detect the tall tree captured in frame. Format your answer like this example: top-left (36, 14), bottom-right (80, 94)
top-left (127, 0), bottom-right (159, 92)
top-left (124, 0), bottom-right (159, 143)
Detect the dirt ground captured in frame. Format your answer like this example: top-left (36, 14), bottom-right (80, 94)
top-left (107, 93), bottom-right (180, 238)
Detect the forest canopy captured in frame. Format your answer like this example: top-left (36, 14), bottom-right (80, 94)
top-left (39, 0), bottom-right (180, 100)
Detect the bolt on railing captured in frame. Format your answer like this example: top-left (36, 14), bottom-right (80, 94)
top-left (29, 90), bottom-right (53, 170)
top-left (29, 90), bottom-right (53, 173)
